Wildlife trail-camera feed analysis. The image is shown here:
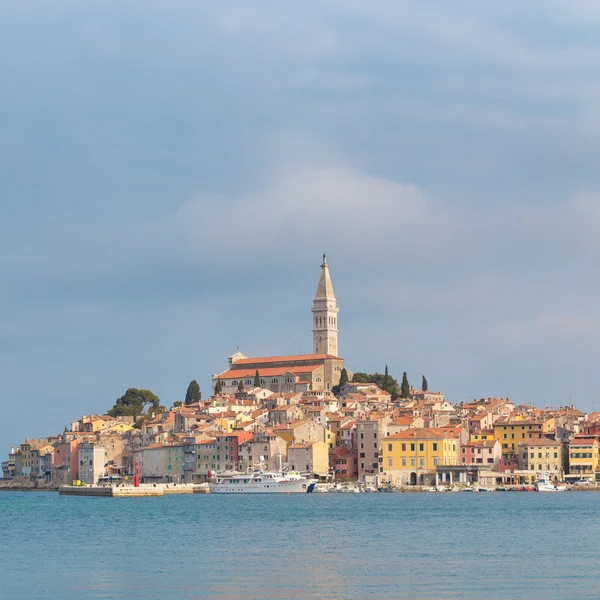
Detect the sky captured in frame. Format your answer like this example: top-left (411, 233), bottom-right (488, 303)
top-left (2, 0), bottom-right (600, 452)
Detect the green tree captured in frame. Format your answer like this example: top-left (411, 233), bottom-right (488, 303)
top-left (185, 380), bottom-right (201, 405)
top-left (383, 365), bottom-right (389, 391)
top-left (352, 371), bottom-right (399, 396)
top-left (254, 370), bottom-right (260, 387)
top-left (422, 375), bottom-right (428, 392)
top-left (339, 367), bottom-right (349, 388)
top-left (214, 378), bottom-right (223, 394)
top-left (237, 379), bottom-right (244, 392)
top-left (401, 372), bottom-right (410, 399)
top-left (172, 400), bottom-right (183, 408)
top-left (107, 388), bottom-right (161, 423)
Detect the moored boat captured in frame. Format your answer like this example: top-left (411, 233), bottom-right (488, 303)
top-left (535, 476), bottom-right (566, 492)
top-left (209, 470), bottom-right (316, 494)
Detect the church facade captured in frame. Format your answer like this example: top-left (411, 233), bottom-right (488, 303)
top-left (212, 256), bottom-right (348, 394)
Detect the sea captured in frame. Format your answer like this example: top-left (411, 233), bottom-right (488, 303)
top-left (1, 491), bottom-right (599, 600)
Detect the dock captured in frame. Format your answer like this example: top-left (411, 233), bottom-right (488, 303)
top-left (59, 483), bottom-right (209, 497)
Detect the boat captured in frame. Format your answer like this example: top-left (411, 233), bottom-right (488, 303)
top-left (210, 470), bottom-right (317, 494)
top-left (535, 475), bottom-right (566, 492)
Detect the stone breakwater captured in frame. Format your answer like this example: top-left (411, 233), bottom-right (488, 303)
top-left (0, 480), bottom-right (59, 492)
top-left (58, 483), bottom-right (210, 496)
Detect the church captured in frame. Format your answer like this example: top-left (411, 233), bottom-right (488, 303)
top-left (212, 255), bottom-right (348, 395)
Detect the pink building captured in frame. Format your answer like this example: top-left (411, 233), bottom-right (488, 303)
top-left (461, 440), bottom-right (502, 467)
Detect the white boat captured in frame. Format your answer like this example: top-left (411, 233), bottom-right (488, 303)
top-left (535, 476), bottom-right (566, 492)
top-left (209, 470), bottom-right (317, 494)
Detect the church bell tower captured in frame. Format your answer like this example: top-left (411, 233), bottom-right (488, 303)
top-left (312, 254), bottom-right (339, 356)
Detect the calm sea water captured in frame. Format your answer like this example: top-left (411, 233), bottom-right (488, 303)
top-left (1, 491), bottom-right (599, 599)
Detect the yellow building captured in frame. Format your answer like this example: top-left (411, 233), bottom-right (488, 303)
top-left (105, 422), bottom-right (134, 434)
top-left (325, 428), bottom-right (336, 449)
top-left (493, 418), bottom-right (552, 457)
top-left (568, 435), bottom-right (598, 481)
top-left (381, 428), bottom-right (457, 486)
top-left (470, 429), bottom-right (495, 442)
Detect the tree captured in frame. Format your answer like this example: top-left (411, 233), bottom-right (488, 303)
top-left (185, 380), bottom-right (201, 405)
top-left (401, 372), bottom-right (410, 399)
top-left (254, 370), bottom-right (260, 387)
top-left (214, 378), bottom-right (223, 394)
top-left (172, 401), bottom-right (183, 408)
top-left (339, 367), bottom-right (349, 388)
top-left (107, 388), bottom-right (161, 423)
top-left (422, 375), bottom-right (428, 392)
top-left (352, 371), bottom-right (399, 396)
top-left (237, 380), bottom-right (244, 392)
top-left (383, 365), bottom-right (389, 392)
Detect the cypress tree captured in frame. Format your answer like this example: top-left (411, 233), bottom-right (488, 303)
top-left (254, 370), bottom-right (261, 387)
top-left (339, 367), bottom-right (349, 388)
top-left (185, 380), bottom-right (201, 405)
top-left (237, 379), bottom-right (244, 392)
top-left (383, 365), bottom-right (389, 392)
top-left (214, 378), bottom-right (223, 394)
top-left (422, 375), bottom-right (428, 392)
top-left (401, 372), bottom-right (410, 399)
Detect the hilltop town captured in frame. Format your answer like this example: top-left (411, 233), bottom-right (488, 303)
top-left (2, 258), bottom-right (596, 489)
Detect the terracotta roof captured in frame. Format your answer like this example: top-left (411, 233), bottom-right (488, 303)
top-left (387, 428), bottom-right (445, 440)
top-left (519, 438), bottom-right (562, 447)
top-left (273, 420), bottom-right (309, 430)
top-left (232, 354), bottom-right (339, 365)
top-left (466, 440), bottom-right (498, 448)
top-left (216, 365), bottom-right (322, 379)
top-left (289, 442), bottom-right (315, 449)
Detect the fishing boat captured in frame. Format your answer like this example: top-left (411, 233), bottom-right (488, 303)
top-left (535, 475), bottom-right (566, 492)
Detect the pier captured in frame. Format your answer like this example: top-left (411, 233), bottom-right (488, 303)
top-left (59, 483), bottom-right (209, 497)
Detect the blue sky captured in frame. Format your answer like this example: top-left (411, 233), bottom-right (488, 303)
top-left (2, 1), bottom-right (600, 452)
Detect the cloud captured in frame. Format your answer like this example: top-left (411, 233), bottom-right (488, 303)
top-left (147, 166), bottom-right (450, 273)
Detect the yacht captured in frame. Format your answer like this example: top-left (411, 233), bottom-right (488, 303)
top-left (210, 470), bottom-right (317, 494)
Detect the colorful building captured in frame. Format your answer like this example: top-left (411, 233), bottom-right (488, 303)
top-left (381, 428), bottom-right (457, 486)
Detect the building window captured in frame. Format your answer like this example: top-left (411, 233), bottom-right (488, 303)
top-left (432, 443), bottom-right (438, 451)
top-left (401, 457), bottom-right (406, 466)
top-left (272, 378), bottom-right (279, 384)
top-left (387, 458), bottom-right (393, 467)
top-left (316, 377), bottom-right (322, 383)
top-left (232, 381), bottom-right (238, 387)
top-left (433, 458), bottom-right (438, 466)
top-left (410, 444), bottom-right (415, 452)
top-left (260, 379), bottom-right (265, 385)
top-left (419, 443), bottom-right (424, 452)
top-left (419, 458), bottom-right (425, 468)
top-left (410, 458), bottom-right (415, 466)
top-left (401, 444), bottom-right (406, 451)
top-left (387, 444), bottom-right (392, 452)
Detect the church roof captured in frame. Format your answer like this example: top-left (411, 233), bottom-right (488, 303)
top-left (314, 260), bottom-right (336, 301)
top-left (232, 354), bottom-right (339, 365)
top-left (216, 365), bottom-right (323, 380)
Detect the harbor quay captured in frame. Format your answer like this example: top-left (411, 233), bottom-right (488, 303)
top-left (3, 258), bottom-right (598, 493)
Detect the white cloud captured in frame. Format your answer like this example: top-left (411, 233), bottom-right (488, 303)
top-left (149, 166), bottom-right (450, 270)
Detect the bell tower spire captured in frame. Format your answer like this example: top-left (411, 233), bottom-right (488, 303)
top-left (312, 254), bottom-right (339, 356)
